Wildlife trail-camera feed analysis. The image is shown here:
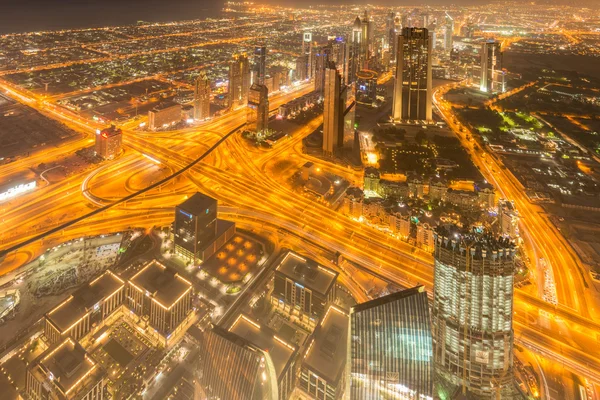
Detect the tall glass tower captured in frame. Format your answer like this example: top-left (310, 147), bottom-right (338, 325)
top-left (348, 286), bottom-right (434, 400)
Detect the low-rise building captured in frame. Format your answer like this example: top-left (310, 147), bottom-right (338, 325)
top-left (148, 101), bottom-right (182, 131)
top-left (416, 222), bottom-right (436, 252)
top-left (389, 212), bottom-right (411, 239)
top-left (26, 338), bottom-right (106, 400)
top-left (498, 199), bottom-right (519, 238)
top-left (94, 126), bottom-right (122, 160)
top-left (44, 270), bottom-right (125, 344)
top-left (342, 187), bottom-right (364, 219)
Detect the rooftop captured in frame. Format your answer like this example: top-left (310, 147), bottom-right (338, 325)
top-left (275, 252), bottom-right (338, 296)
top-left (302, 306), bottom-right (349, 385)
top-left (31, 338), bottom-right (104, 398)
top-left (229, 314), bottom-right (297, 381)
top-left (351, 285), bottom-right (426, 314)
top-left (47, 271), bottom-right (124, 334)
top-left (177, 192), bottom-right (217, 216)
top-left (129, 260), bottom-right (192, 309)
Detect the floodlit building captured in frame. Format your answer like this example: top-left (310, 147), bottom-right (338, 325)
top-left (271, 251), bottom-right (338, 325)
top-left (247, 83), bottom-right (269, 134)
top-left (498, 199), bottom-right (519, 238)
top-left (127, 260), bottom-right (193, 345)
top-left (348, 16), bottom-right (363, 83)
top-left (229, 53), bottom-right (250, 108)
top-left (299, 305), bottom-right (349, 400)
top-left (480, 39), bottom-right (505, 93)
top-left (94, 126), bottom-right (122, 160)
top-left (432, 227), bottom-right (516, 398)
top-left (26, 338), bottom-right (106, 400)
top-left (392, 28), bottom-right (433, 122)
top-left (44, 270), bottom-right (125, 344)
top-left (228, 314), bottom-right (298, 400)
top-left (148, 101), bottom-right (182, 131)
top-left (193, 71), bottom-right (211, 120)
top-left (348, 286), bottom-right (434, 400)
top-left (173, 192), bottom-right (236, 263)
top-left (314, 46), bottom-right (331, 93)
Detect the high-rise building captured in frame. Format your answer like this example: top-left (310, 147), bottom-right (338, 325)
top-left (432, 227), bottom-right (516, 398)
top-left (193, 71), bottom-right (211, 120)
top-left (347, 286), bottom-right (434, 400)
top-left (174, 193), bottom-right (217, 262)
top-left (361, 10), bottom-right (373, 68)
top-left (444, 13), bottom-right (454, 51)
top-left (330, 37), bottom-right (347, 83)
top-left (392, 27), bottom-right (433, 122)
top-left (356, 70), bottom-right (377, 106)
top-left (302, 32), bottom-right (313, 79)
top-left (295, 54), bottom-right (309, 81)
top-left (247, 83), bottom-right (269, 133)
top-left (252, 45), bottom-right (266, 85)
top-left (348, 17), bottom-right (363, 84)
top-left (480, 39), bottom-right (505, 93)
top-left (386, 11), bottom-right (396, 51)
top-left (314, 46), bottom-right (331, 92)
top-left (228, 53), bottom-right (250, 108)
top-left (95, 125), bottom-right (122, 159)
top-left (322, 62), bottom-right (347, 157)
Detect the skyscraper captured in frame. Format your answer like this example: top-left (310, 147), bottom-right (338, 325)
top-left (348, 17), bottom-right (363, 83)
top-left (330, 37), bottom-right (347, 83)
top-left (193, 71), bottom-right (211, 120)
top-left (347, 286), bottom-right (434, 400)
top-left (247, 83), bottom-right (269, 133)
top-left (480, 39), bottom-right (505, 93)
top-left (314, 46), bottom-right (331, 92)
top-left (432, 227), bottom-right (516, 398)
top-left (302, 32), bottom-right (313, 79)
top-left (252, 45), bottom-right (267, 85)
top-left (392, 27), bottom-right (433, 122)
top-left (295, 54), bottom-right (309, 81)
top-left (173, 192), bottom-right (217, 262)
top-left (322, 62), bottom-right (346, 157)
top-left (444, 13), bottom-right (454, 51)
top-left (386, 11), bottom-right (396, 51)
top-left (361, 10), bottom-right (373, 68)
top-left (228, 53), bottom-right (250, 108)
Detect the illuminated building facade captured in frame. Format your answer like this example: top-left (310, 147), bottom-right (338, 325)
top-left (127, 260), bottom-right (193, 345)
top-left (348, 17), bottom-right (362, 84)
top-left (193, 71), bottom-right (211, 120)
top-left (444, 13), bottom-right (454, 51)
top-left (26, 338), bottom-right (106, 400)
top-left (347, 286), bottom-right (434, 400)
top-left (355, 70), bottom-right (377, 106)
top-left (271, 251), bottom-right (338, 325)
top-left (314, 46), bottom-right (331, 93)
top-left (392, 27), bottom-right (433, 122)
top-left (148, 101), bottom-right (181, 131)
top-left (44, 270), bottom-right (125, 344)
top-left (299, 305), bottom-right (349, 400)
top-left (247, 83), bottom-right (269, 134)
top-left (480, 39), bottom-right (505, 93)
top-left (432, 228), bottom-right (516, 398)
top-left (498, 199), bottom-right (519, 238)
top-left (322, 62), bottom-right (347, 157)
top-left (252, 45), bottom-right (267, 85)
top-left (228, 53), bottom-right (250, 108)
top-left (94, 126), bottom-right (122, 160)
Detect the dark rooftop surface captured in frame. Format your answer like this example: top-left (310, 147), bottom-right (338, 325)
top-left (130, 260), bottom-right (191, 308)
top-left (303, 306), bottom-right (349, 385)
top-left (276, 251), bottom-right (338, 296)
top-left (47, 271), bottom-right (124, 333)
top-left (177, 192), bottom-right (217, 215)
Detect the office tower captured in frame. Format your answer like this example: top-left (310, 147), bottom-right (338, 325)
top-left (271, 251), bottom-right (338, 324)
top-left (347, 286), bottom-right (434, 399)
top-left (295, 54), bottom-right (309, 81)
top-left (314, 46), bottom-right (331, 92)
top-left (247, 83), bottom-right (269, 133)
top-left (386, 11), bottom-right (396, 51)
top-left (252, 45), bottom-right (266, 85)
top-left (348, 16), bottom-right (363, 83)
top-left (198, 326), bottom-right (268, 400)
top-left (480, 39), bottom-right (505, 93)
top-left (193, 71), bottom-right (211, 120)
top-left (127, 260), bottom-right (193, 345)
top-left (322, 62), bottom-right (346, 157)
top-left (228, 53), bottom-right (250, 108)
top-left (392, 28), bottom-right (433, 122)
top-left (302, 32), bottom-right (313, 79)
top-left (361, 10), bottom-right (373, 68)
top-left (432, 227), bottom-right (516, 398)
top-left (95, 125), bottom-right (122, 159)
top-left (174, 192), bottom-right (217, 261)
top-left (330, 37), bottom-right (347, 83)
top-left (422, 13), bottom-right (430, 28)
top-left (355, 70), bottom-right (377, 105)
top-left (444, 12), bottom-right (454, 51)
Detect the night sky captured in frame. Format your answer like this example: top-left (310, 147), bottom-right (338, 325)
top-left (0, 0), bottom-right (594, 35)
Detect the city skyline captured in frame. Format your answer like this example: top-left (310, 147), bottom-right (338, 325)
top-left (0, 2), bottom-right (599, 400)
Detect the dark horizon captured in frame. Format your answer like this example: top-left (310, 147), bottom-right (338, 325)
top-left (1, 0), bottom-right (597, 35)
